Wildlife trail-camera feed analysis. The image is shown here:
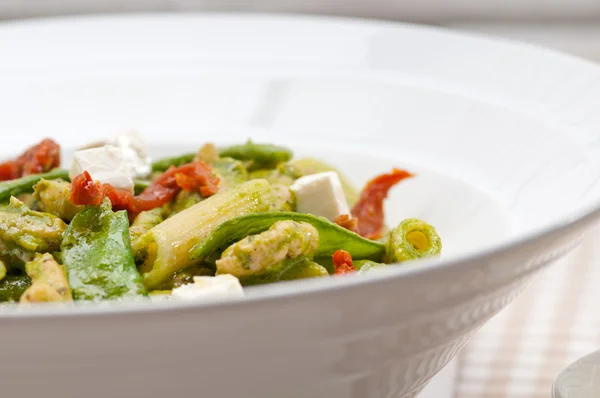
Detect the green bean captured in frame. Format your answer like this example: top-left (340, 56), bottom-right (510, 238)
top-left (189, 212), bottom-right (385, 264)
top-left (219, 141), bottom-right (293, 170)
top-left (151, 153), bottom-right (195, 172)
top-left (385, 218), bottom-right (442, 263)
top-left (0, 168), bottom-right (69, 202)
top-left (61, 200), bottom-right (146, 300)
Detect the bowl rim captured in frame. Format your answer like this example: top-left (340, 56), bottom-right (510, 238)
top-left (1, 12), bottom-right (600, 318)
top-left (552, 349), bottom-right (600, 398)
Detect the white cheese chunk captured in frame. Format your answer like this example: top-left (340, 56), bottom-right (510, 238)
top-left (171, 275), bottom-right (245, 302)
top-left (106, 130), bottom-right (152, 179)
top-left (290, 171), bottom-right (350, 221)
top-left (69, 145), bottom-right (135, 193)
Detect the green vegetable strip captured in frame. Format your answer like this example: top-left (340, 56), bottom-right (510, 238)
top-left (152, 142), bottom-right (293, 173)
top-left (61, 200), bottom-right (146, 301)
top-left (0, 168), bottom-right (69, 202)
top-left (219, 142), bottom-right (293, 170)
top-left (151, 154), bottom-right (195, 172)
top-left (189, 212), bottom-right (385, 263)
top-left (0, 275), bottom-right (31, 302)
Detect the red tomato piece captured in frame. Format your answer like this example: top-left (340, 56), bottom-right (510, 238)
top-left (70, 171), bottom-right (104, 206)
top-left (351, 168), bottom-right (413, 240)
top-left (69, 161), bottom-right (220, 215)
top-left (332, 249), bottom-right (356, 275)
top-left (0, 138), bottom-right (61, 181)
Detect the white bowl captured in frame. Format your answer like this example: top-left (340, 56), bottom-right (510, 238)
top-left (2, 14), bottom-right (600, 398)
top-left (554, 350), bottom-right (600, 398)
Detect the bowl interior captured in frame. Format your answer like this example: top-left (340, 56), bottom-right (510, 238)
top-left (1, 14), bottom-right (600, 301)
top-left (40, 70), bottom-right (595, 261)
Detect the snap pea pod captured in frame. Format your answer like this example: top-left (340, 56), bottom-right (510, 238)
top-left (0, 168), bottom-right (69, 202)
top-left (385, 218), bottom-right (442, 263)
top-left (0, 275), bottom-right (31, 302)
top-left (151, 153), bottom-right (195, 172)
top-left (61, 200), bottom-right (146, 301)
top-left (219, 141), bottom-right (293, 170)
top-left (189, 212), bottom-right (385, 263)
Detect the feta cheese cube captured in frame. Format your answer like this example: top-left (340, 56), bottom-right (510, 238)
top-left (171, 274), bottom-right (245, 302)
top-left (106, 131), bottom-right (152, 179)
top-left (290, 171), bottom-right (350, 221)
top-left (69, 145), bottom-right (135, 193)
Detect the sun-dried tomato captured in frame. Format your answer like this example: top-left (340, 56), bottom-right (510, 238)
top-left (19, 138), bottom-right (61, 176)
top-left (333, 214), bottom-right (360, 234)
top-left (70, 171), bottom-right (104, 206)
top-left (332, 250), bottom-right (356, 275)
top-left (70, 161), bottom-right (220, 215)
top-left (0, 161), bottom-right (19, 181)
top-left (351, 168), bottom-right (413, 240)
top-left (0, 138), bottom-right (61, 181)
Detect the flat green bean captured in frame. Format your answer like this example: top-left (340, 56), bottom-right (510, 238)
top-left (62, 200), bottom-right (146, 300)
top-left (189, 212), bottom-right (385, 263)
top-left (0, 168), bottom-right (69, 202)
top-left (219, 141), bottom-right (293, 170)
top-left (151, 153), bottom-right (195, 172)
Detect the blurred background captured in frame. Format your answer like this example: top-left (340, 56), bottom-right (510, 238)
top-left (1, 0), bottom-right (600, 62)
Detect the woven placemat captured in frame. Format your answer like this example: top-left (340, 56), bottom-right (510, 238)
top-left (456, 223), bottom-right (600, 398)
